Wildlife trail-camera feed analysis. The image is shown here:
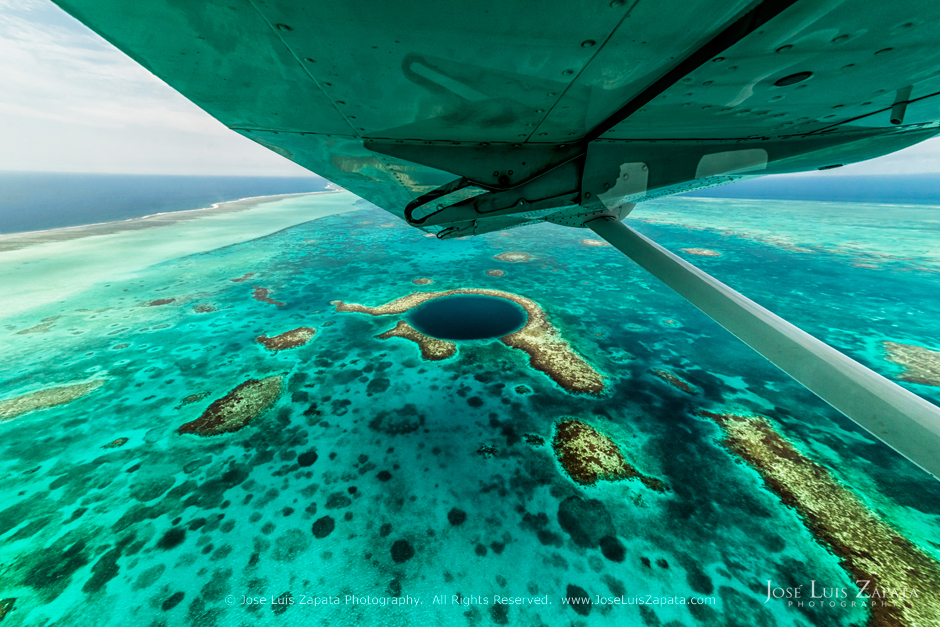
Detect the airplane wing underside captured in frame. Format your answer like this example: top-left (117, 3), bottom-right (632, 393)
top-left (54, 0), bottom-right (940, 234)
top-left (51, 0), bottom-right (940, 478)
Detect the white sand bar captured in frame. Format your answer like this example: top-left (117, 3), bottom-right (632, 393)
top-left (0, 191), bottom-right (362, 318)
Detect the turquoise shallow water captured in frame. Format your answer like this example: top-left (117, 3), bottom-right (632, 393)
top-left (1, 194), bottom-right (939, 627)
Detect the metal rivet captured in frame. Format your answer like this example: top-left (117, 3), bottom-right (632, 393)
top-left (276, 23), bottom-right (292, 31)
top-left (776, 45), bottom-right (792, 53)
top-left (336, 101), bottom-right (346, 105)
top-left (875, 47), bottom-right (894, 54)
top-left (831, 34), bottom-right (849, 43)
top-left (304, 58), bottom-right (315, 63)
top-left (582, 40), bottom-right (596, 48)
top-left (493, 171), bottom-right (499, 177)
top-left (584, 192), bottom-right (591, 198)
top-left (712, 56), bottom-right (725, 62)
top-left (322, 82), bottom-right (332, 87)
top-left (508, 170), bottom-right (514, 175)
top-left (562, 69), bottom-right (575, 76)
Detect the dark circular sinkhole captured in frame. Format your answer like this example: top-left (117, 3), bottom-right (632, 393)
top-left (407, 295), bottom-right (527, 341)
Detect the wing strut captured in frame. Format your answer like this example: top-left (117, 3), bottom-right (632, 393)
top-left (587, 216), bottom-right (940, 479)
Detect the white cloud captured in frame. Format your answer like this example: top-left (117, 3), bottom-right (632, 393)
top-left (0, 1), bottom-right (312, 175)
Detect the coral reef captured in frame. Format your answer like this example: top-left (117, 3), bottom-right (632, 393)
top-left (193, 304), bottom-right (217, 313)
top-left (144, 298), bottom-right (175, 307)
top-left (680, 248), bottom-right (721, 257)
top-left (335, 288), bottom-right (604, 394)
top-left (485, 269), bottom-right (506, 277)
top-left (883, 341), bottom-right (940, 387)
top-left (16, 316), bottom-right (59, 335)
top-left (376, 321), bottom-right (455, 361)
top-left (412, 277), bottom-right (434, 285)
top-left (702, 410), bottom-right (940, 627)
top-left (101, 437), bottom-right (128, 449)
top-left (252, 288), bottom-right (285, 307)
top-left (175, 392), bottom-right (208, 410)
top-left (650, 368), bottom-right (695, 394)
top-left (0, 380), bottom-right (104, 423)
top-left (552, 419), bottom-right (665, 491)
top-left (231, 272), bottom-right (255, 282)
top-left (177, 376), bottom-right (282, 436)
top-left (256, 327), bottom-right (316, 351)
top-left (493, 252), bottom-right (534, 263)
top-left (580, 239), bottom-right (610, 247)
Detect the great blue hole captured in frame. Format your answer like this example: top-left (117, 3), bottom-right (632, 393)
top-left (406, 295), bottom-right (527, 340)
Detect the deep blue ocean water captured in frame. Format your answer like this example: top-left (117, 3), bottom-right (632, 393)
top-left (685, 173), bottom-right (940, 204)
top-left (0, 172), bottom-right (329, 234)
top-left (408, 295), bottom-right (527, 340)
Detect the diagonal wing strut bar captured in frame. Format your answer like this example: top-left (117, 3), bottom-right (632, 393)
top-left (587, 216), bottom-right (940, 479)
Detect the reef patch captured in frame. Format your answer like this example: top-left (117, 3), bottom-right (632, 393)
top-left (16, 316), bottom-right (59, 335)
top-left (650, 369), bottom-right (695, 394)
top-left (485, 269), bottom-right (506, 277)
top-left (552, 419), bottom-right (665, 491)
top-left (101, 437), bottom-right (128, 450)
top-left (680, 248), bottom-right (721, 257)
top-left (702, 410), bottom-right (940, 627)
top-left (412, 277), bottom-right (433, 285)
top-left (252, 287), bottom-right (285, 307)
top-left (256, 327), bottom-right (316, 351)
top-left (883, 341), bottom-right (940, 387)
top-left (335, 289), bottom-right (604, 393)
top-left (177, 375), bottom-right (283, 436)
top-left (231, 272), bottom-right (255, 282)
top-left (580, 239), bottom-right (610, 248)
top-left (376, 321), bottom-right (455, 361)
top-left (0, 380), bottom-right (105, 423)
top-left (493, 252), bottom-right (534, 263)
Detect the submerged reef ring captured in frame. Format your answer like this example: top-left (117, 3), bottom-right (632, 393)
top-left (177, 375), bottom-right (283, 436)
top-left (650, 368), bottom-right (695, 394)
top-left (552, 419), bottom-right (666, 491)
top-left (493, 252), bottom-right (534, 263)
top-left (679, 248), bottom-right (721, 257)
top-left (252, 287), bottom-right (285, 307)
top-left (412, 277), bottom-right (434, 285)
top-left (580, 239), bottom-right (610, 247)
top-left (0, 380), bottom-right (105, 423)
top-left (256, 327), bottom-right (316, 351)
top-left (376, 321), bottom-right (456, 361)
top-left (335, 289), bottom-right (604, 393)
top-left (702, 410), bottom-right (940, 626)
top-left (883, 341), bottom-right (940, 387)
top-left (485, 269), bottom-right (506, 277)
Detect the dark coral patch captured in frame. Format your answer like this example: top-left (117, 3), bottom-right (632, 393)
top-left (447, 508), bottom-right (467, 526)
top-left (391, 539), bottom-right (414, 563)
top-left (297, 450), bottom-right (318, 467)
top-left (162, 591), bottom-right (184, 611)
top-left (101, 437), bottom-right (128, 449)
top-left (312, 516), bottom-right (335, 539)
top-left (599, 536), bottom-right (626, 562)
top-left (156, 528), bottom-right (186, 551)
top-left (565, 585), bottom-right (592, 616)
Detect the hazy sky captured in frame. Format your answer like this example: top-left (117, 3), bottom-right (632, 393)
top-left (2, 0), bottom-right (940, 177)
